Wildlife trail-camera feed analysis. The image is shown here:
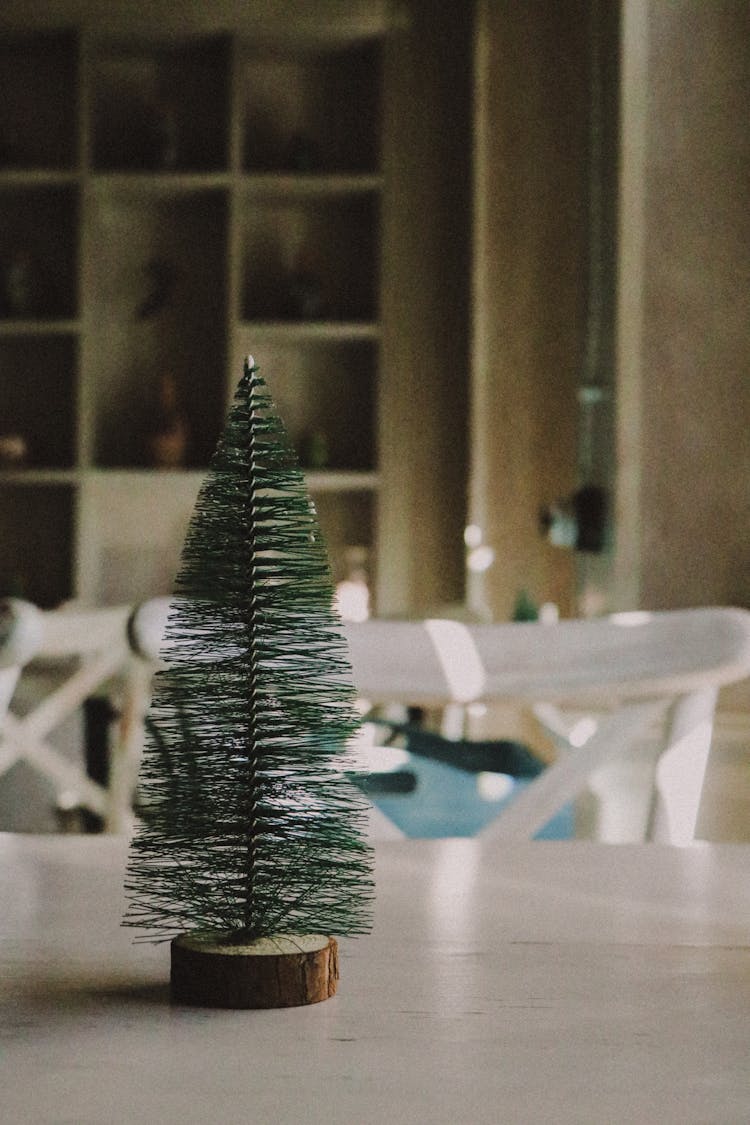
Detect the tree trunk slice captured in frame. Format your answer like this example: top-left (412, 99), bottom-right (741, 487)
top-left (170, 932), bottom-right (338, 1008)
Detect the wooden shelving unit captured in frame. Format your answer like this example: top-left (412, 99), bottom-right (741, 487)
top-left (0, 5), bottom-right (473, 620)
top-left (0, 27), bottom-right (383, 607)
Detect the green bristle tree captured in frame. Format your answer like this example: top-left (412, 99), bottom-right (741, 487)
top-left (124, 358), bottom-right (373, 996)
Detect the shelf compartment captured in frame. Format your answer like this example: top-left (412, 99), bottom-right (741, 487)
top-left (242, 43), bottom-right (380, 174)
top-left (0, 185), bottom-right (79, 320)
top-left (310, 490), bottom-right (376, 588)
top-left (91, 37), bottom-right (231, 172)
top-left (0, 483), bottom-right (74, 606)
top-left (84, 189), bottom-right (228, 468)
top-left (0, 334), bottom-right (78, 469)
top-left (241, 195), bottom-right (379, 322)
top-left (78, 471), bottom-right (203, 606)
top-left (236, 340), bottom-right (377, 472)
top-left (76, 470), bottom-right (376, 606)
top-left (0, 31), bottom-right (79, 171)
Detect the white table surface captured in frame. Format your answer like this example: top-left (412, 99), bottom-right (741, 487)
top-left (1, 834), bottom-right (748, 1125)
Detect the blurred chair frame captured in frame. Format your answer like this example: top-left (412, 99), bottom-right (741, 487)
top-left (127, 601), bottom-right (750, 845)
top-left (0, 599), bottom-right (134, 832)
top-left (6, 599), bottom-right (748, 841)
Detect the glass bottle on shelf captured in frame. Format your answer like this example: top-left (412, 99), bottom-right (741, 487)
top-left (0, 432), bottom-right (29, 467)
top-left (334, 546), bottom-right (371, 623)
top-left (2, 250), bottom-right (43, 318)
top-left (148, 371), bottom-right (189, 468)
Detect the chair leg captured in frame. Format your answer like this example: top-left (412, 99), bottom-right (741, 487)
top-left (105, 659), bottom-right (152, 833)
top-left (1, 711), bottom-right (110, 818)
top-left (646, 687), bottom-right (718, 845)
top-left (0, 648), bottom-right (131, 829)
top-left (0, 667), bottom-right (21, 726)
top-left (480, 700), bottom-right (665, 843)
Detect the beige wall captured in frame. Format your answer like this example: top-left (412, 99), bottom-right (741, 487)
top-left (377, 1), bottom-right (473, 616)
top-left (470, 1), bottom-right (589, 620)
top-left (473, 0), bottom-right (750, 620)
top-left (615, 0), bottom-right (750, 610)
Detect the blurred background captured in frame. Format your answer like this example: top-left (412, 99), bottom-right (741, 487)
top-left (0, 0), bottom-right (747, 835)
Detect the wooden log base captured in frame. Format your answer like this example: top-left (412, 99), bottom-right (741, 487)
top-left (170, 932), bottom-right (339, 1008)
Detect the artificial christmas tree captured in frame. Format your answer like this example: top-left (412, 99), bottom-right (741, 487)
top-left (124, 357), bottom-right (373, 1007)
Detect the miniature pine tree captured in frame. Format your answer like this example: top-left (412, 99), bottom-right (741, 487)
top-left (124, 358), bottom-right (373, 1000)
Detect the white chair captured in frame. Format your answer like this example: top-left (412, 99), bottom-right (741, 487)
top-left (0, 600), bottom-right (134, 832)
top-left (344, 610), bottom-right (750, 843)
top-left (0, 598), bottom-right (44, 729)
top-left (125, 601), bottom-right (750, 845)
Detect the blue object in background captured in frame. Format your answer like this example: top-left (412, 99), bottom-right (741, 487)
top-left (367, 755), bottom-right (574, 840)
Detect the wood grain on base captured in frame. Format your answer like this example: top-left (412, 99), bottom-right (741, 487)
top-left (170, 932), bottom-right (338, 1008)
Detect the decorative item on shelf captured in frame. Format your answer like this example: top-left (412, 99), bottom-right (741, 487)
top-left (124, 356), bottom-right (373, 1007)
top-left (335, 546), bottom-right (371, 623)
top-left (148, 371), bottom-right (189, 468)
top-left (539, 483), bottom-right (608, 553)
top-left (285, 252), bottom-right (326, 320)
top-left (0, 433), bottom-right (29, 468)
top-left (136, 258), bottom-right (179, 321)
top-left (1, 250), bottom-right (43, 319)
top-left (300, 428), bottom-right (330, 469)
top-left (511, 589), bottom-right (539, 622)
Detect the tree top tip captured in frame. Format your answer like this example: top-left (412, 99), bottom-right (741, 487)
top-left (241, 355), bottom-right (262, 388)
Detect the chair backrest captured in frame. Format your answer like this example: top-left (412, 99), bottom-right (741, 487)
top-left (126, 600), bottom-right (750, 844)
top-left (0, 600), bottom-right (134, 832)
top-left (343, 608), bottom-right (750, 707)
top-left (128, 600), bottom-right (750, 708)
top-left (36, 604), bottom-right (131, 659)
top-left (0, 598), bottom-right (44, 721)
top-left (0, 597), bottom-right (44, 669)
